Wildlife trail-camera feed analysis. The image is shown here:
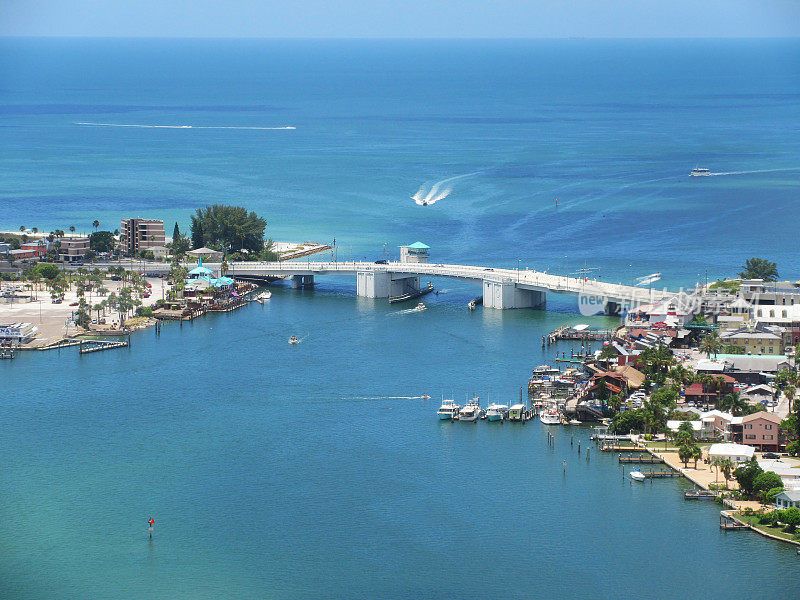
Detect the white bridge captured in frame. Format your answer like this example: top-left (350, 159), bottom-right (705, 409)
top-left (217, 260), bottom-right (668, 314)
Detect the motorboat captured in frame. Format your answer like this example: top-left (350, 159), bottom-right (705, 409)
top-left (539, 406), bottom-right (560, 425)
top-left (485, 403), bottom-right (509, 422)
top-left (414, 302), bottom-right (427, 311)
top-left (532, 365), bottom-right (561, 377)
top-left (630, 470), bottom-right (646, 482)
top-left (690, 167), bottom-right (711, 177)
top-left (458, 399), bottom-right (482, 422)
top-left (288, 335), bottom-right (300, 345)
top-left (437, 399), bottom-right (460, 420)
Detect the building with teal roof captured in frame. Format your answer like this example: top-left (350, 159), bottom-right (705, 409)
top-left (400, 241), bottom-right (430, 264)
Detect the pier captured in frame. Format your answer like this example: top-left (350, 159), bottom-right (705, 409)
top-left (79, 337), bottom-right (130, 354)
top-left (619, 455), bottom-right (664, 464)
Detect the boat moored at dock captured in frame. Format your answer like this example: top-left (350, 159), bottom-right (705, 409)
top-left (485, 403), bottom-right (509, 421)
top-left (507, 404), bottom-right (527, 421)
top-left (458, 399), bottom-right (482, 422)
top-left (437, 399), bottom-right (460, 420)
top-left (539, 404), bottom-right (560, 425)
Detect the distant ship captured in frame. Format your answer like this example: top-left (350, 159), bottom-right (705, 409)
top-left (690, 167), bottom-right (711, 177)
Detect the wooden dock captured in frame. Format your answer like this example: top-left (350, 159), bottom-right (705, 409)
top-left (619, 455), bottom-right (664, 464)
top-left (601, 444), bottom-right (647, 452)
top-left (641, 471), bottom-right (680, 478)
top-left (38, 339), bottom-right (81, 351)
top-left (79, 337), bottom-right (130, 354)
top-left (0, 344), bottom-right (13, 359)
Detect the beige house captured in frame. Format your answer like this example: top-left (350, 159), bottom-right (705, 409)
top-left (58, 236), bottom-right (90, 262)
top-left (720, 325), bottom-right (783, 355)
top-left (736, 411), bottom-right (783, 452)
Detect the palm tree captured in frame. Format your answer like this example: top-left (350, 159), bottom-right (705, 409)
top-left (93, 220), bottom-right (100, 233)
top-left (32, 227), bottom-right (38, 234)
top-left (701, 331), bottom-right (723, 358)
top-left (69, 226), bottom-right (76, 233)
top-left (718, 458), bottom-right (734, 489)
top-left (719, 392), bottom-right (748, 416)
top-left (19, 225), bottom-right (25, 232)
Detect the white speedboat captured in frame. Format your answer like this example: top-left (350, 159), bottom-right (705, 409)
top-left (485, 403), bottom-right (509, 422)
top-left (288, 336), bottom-right (300, 345)
top-left (414, 302), bottom-right (426, 311)
top-left (532, 365), bottom-right (561, 377)
top-left (260, 290), bottom-right (272, 300)
top-left (690, 167), bottom-right (711, 177)
top-left (539, 407), bottom-right (560, 425)
top-left (458, 399), bottom-right (481, 422)
top-left (437, 399), bottom-right (460, 420)
top-left (630, 470), bottom-right (646, 482)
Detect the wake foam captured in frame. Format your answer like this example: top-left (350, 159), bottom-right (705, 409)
top-left (412, 172), bottom-right (478, 205)
top-left (74, 122), bottom-right (296, 130)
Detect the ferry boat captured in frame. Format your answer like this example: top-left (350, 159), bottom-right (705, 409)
top-left (539, 405), bottom-right (561, 425)
top-left (437, 399), bottom-right (460, 420)
top-left (458, 399), bottom-right (482, 422)
top-left (485, 403), bottom-right (509, 422)
top-left (690, 167), bottom-right (711, 177)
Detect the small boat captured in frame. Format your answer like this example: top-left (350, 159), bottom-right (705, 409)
top-left (437, 399), bottom-right (460, 420)
top-left (539, 408), bottom-right (560, 425)
top-left (260, 290), bottom-right (272, 300)
top-left (458, 399), bottom-right (482, 422)
top-left (485, 403), bottom-right (509, 422)
top-left (421, 394), bottom-right (431, 400)
top-left (690, 167), bottom-right (711, 177)
top-left (414, 302), bottom-right (427, 312)
top-left (288, 335), bottom-right (300, 345)
top-left (630, 470), bottom-right (646, 482)
top-left (532, 365), bottom-right (561, 377)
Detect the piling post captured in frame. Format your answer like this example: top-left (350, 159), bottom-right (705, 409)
top-left (578, 441), bottom-right (581, 455)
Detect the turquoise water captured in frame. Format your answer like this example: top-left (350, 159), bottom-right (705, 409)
top-left (2, 39), bottom-right (800, 598)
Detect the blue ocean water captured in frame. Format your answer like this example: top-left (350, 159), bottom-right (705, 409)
top-left (2, 39), bottom-right (800, 599)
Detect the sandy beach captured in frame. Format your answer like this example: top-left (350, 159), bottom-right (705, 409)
top-left (0, 276), bottom-right (169, 345)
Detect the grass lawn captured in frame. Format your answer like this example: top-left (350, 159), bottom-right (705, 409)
top-left (736, 513), bottom-right (800, 543)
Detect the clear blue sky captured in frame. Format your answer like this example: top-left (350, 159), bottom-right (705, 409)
top-left (2, 0), bottom-right (798, 38)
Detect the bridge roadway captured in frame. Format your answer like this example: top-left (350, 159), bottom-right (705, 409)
top-left (222, 260), bottom-right (668, 313)
top-left (79, 259), bottom-right (668, 312)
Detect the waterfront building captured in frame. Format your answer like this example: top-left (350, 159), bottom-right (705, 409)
top-left (120, 218), bottom-right (166, 255)
top-left (0, 242), bottom-right (11, 255)
top-left (734, 411), bottom-right (783, 452)
top-left (708, 442), bottom-right (755, 464)
top-left (775, 490), bottom-right (800, 509)
top-left (58, 236), bottom-right (90, 263)
top-left (739, 279), bottom-right (800, 307)
top-left (0, 322), bottom-right (38, 345)
top-left (399, 242), bottom-right (429, 264)
top-left (740, 384), bottom-right (776, 404)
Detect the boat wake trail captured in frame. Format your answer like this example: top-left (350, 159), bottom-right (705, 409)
top-left (635, 273), bottom-right (662, 286)
top-left (412, 172), bottom-right (478, 206)
top-left (707, 168), bottom-right (800, 176)
top-left (74, 122), bottom-right (296, 130)
top-left (389, 307), bottom-right (425, 316)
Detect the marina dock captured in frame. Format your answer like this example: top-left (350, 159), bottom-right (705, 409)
top-left (79, 337), bottom-right (130, 354)
top-left (619, 455), bottom-right (664, 464)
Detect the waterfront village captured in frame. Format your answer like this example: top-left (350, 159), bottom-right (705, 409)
top-left (3, 214), bottom-right (800, 546)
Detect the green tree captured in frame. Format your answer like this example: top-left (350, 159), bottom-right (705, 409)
top-left (719, 392), bottom-right (748, 416)
top-left (90, 231), bottom-right (116, 253)
top-left (92, 219), bottom-right (100, 233)
top-left (189, 204), bottom-right (268, 253)
top-left (700, 331), bottom-right (723, 359)
top-left (36, 263), bottom-right (60, 280)
top-left (598, 345), bottom-right (617, 362)
top-left (69, 226), bottom-right (76, 233)
top-left (739, 257), bottom-right (778, 281)
top-left (753, 471), bottom-right (783, 496)
top-left (678, 444), bottom-right (694, 468)
top-left (787, 440), bottom-right (800, 457)
top-left (734, 457), bottom-right (764, 497)
top-left (691, 445), bottom-right (702, 469)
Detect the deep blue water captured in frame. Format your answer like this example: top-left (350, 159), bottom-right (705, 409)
top-left (2, 39), bottom-right (800, 599)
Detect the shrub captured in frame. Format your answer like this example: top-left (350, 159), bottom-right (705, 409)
top-left (787, 440), bottom-right (799, 457)
top-left (758, 511), bottom-right (779, 526)
top-left (136, 306), bottom-right (153, 317)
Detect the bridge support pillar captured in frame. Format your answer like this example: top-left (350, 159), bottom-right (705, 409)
top-left (483, 280), bottom-right (545, 309)
top-left (357, 271), bottom-right (419, 299)
top-left (291, 275), bottom-right (315, 289)
top-left (604, 301), bottom-right (621, 316)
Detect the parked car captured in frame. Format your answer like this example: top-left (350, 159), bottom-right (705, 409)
top-left (69, 302), bottom-right (79, 306)
top-left (374, 259), bottom-right (387, 264)
top-left (52, 298), bottom-right (63, 304)
top-left (762, 452), bottom-right (781, 459)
